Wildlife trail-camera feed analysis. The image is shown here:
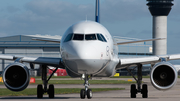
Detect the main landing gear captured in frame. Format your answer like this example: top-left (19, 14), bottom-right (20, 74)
top-left (37, 65), bottom-right (58, 98)
top-left (80, 74), bottom-right (93, 99)
top-left (127, 64), bottom-right (148, 98)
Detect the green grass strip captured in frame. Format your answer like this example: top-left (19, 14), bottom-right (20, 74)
top-left (111, 76), bottom-right (150, 78)
top-left (1, 75), bottom-right (180, 78)
top-left (33, 76), bottom-right (151, 78)
top-left (34, 76), bottom-right (71, 79)
top-left (32, 80), bottom-right (136, 84)
top-left (0, 88), bottom-right (125, 97)
top-left (0, 80), bottom-right (135, 85)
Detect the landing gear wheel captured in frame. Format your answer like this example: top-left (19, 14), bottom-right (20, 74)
top-left (80, 89), bottom-right (86, 99)
top-left (48, 84), bottom-right (54, 98)
top-left (142, 84), bottom-right (148, 98)
top-left (87, 89), bottom-right (93, 99)
top-left (37, 84), bottom-right (43, 98)
top-left (130, 84), bottom-right (137, 98)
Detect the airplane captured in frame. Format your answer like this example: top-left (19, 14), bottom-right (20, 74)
top-left (0, 0), bottom-right (180, 99)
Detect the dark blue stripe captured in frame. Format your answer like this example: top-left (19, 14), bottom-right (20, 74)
top-left (95, 0), bottom-right (100, 23)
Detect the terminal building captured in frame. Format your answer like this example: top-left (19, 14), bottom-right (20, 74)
top-left (0, 35), bottom-right (152, 75)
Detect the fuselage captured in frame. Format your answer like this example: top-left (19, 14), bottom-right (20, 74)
top-left (60, 21), bottom-right (118, 76)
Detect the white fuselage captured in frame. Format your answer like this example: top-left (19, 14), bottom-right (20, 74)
top-left (60, 21), bottom-right (118, 76)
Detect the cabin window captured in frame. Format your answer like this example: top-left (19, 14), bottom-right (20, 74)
top-left (73, 34), bottom-right (84, 40)
top-left (85, 34), bottom-right (96, 40)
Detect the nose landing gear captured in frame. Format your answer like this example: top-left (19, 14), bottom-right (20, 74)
top-left (80, 74), bottom-right (93, 99)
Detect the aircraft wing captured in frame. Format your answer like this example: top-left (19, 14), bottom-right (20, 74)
top-left (0, 54), bottom-right (64, 68)
top-left (116, 38), bottom-right (165, 45)
top-left (117, 54), bottom-right (180, 69)
top-left (32, 38), bottom-right (61, 43)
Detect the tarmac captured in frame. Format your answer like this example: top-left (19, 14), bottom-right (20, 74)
top-left (0, 78), bottom-right (180, 101)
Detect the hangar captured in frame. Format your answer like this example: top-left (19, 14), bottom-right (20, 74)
top-left (0, 35), bottom-right (152, 75)
top-left (0, 35), bottom-right (61, 71)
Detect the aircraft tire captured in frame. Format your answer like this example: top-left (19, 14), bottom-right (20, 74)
top-left (142, 84), bottom-right (148, 98)
top-left (87, 89), bottom-right (93, 99)
top-left (37, 84), bottom-right (43, 98)
top-left (80, 89), bottom-right (86, 99)
top-left (48, 84), bottom-right (54, 98)
top-left (130, 84), bottom-right (137, 98)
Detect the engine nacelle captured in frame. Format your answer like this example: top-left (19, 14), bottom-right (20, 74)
top-left (3, 62), bottom-right (30, 91)
top-left (150, 62), bottom-right (178, 90)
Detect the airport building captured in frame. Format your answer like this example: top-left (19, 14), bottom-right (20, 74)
top-left (0, 35), bottom-right (61, 71)
top-left (0, 35), bottom-right (152, 75)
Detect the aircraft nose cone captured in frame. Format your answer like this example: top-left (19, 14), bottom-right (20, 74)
top-left (72, 42), bottom-right (99, 60)
top-left (63, 41), bottom-right (110, 74)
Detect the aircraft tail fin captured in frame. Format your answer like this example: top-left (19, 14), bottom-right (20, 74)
top-left (95, 0), bottom-right (100, 23)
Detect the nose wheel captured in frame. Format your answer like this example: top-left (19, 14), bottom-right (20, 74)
top-left (80, 89), bottom-right (86, 99)
top-left (80, 74), bottom-right (93, 99)
top-left (80, 89), bottom-right (93, 99)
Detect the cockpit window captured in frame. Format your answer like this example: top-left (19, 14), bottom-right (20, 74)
top-left (97, 34), bottom-right (107, 42)
top-left (85, 34), bottom-right (96, 40)
top-left (64, 34), bottom-right (73, 42)
top-left (64, 33), bottom-right (107, 42)
top-left (73, 34), bottom-right (84, 40)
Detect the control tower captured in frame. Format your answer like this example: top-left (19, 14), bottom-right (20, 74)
top-left (147, 0), bottom-right (174, 55)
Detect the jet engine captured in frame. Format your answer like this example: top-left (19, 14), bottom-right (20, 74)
top-left (150, 62), bottom-right (178, 90)
top-left (3, 62), bottom-right (30, 91)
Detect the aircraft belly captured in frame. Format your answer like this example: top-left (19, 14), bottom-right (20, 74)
top-left (64, 59), bottom-right (109, 74)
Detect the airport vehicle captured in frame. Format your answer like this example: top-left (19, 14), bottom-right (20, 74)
top-left (0, 0), bottom-right (180, 99)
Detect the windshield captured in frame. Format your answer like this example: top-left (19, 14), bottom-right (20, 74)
top-left (73, 34), bottom-right (84, 40)
top-left (97, 34), bottom-right (107, 42)
top-left (64, 33), bottom-right (107, 42)
top-left (85, 34), bottom-right (96, 40)
top-left (64, 34), bottom-right (73, 42)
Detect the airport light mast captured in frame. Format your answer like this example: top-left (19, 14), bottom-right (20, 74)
top-left (147, 0), bottom-right (174, 55)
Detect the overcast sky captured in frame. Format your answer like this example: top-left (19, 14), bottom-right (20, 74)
top-left (0, 0), bottom-right (180, 55)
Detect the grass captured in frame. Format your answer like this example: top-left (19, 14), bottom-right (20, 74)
top-left (34, 76), bottom-right (152, 79)
top-left (0, 80), bottom-right (136, 85)
top-left (111, 76), bottom-right (150, 78)
top-left (2, 75), bottom-right (180, 78)
top-left (0, 88), bottom-right (125, 97)
top-left (34, 76), bottom-right (71, 79)
top-left (33, 76), bottom-right (151, 78)
top-left (31, 80), bottom-right (136, 84)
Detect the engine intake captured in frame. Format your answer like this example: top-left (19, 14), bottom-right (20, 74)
top-left (150, 62), bottom-right (177, 90)
top-left (3, 63), bottom-right (30, 91)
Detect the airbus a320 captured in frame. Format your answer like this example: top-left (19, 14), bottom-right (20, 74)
top-left (0, 0), bottom-right (180, 99)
